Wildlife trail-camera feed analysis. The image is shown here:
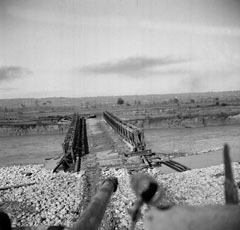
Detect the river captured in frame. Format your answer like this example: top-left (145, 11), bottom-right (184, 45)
top-left (0, 134), bottom-right (65, 167)
top-left (1, 125), bottom-right (240, 170)
top-left (145, 125), bottom-right (240, 170)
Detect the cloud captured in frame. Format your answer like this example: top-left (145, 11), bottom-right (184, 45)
top-left (0, 87), bottom-right (17, 91)
top-left (0, 66), bottom-right (32, 82)
top-left (141, 21), bottom-right (240, 37)
top-left (80, 56), bottom-right (188, 77)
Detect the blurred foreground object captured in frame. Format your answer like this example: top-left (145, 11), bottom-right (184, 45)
top-left (224, 144), bottom-right (239, 204)
top-left (130, 144), bottom-right (239, 230)
top-left (129, 173), bottom-right (162, 229)
top-left (144, 205), bottom-right (240, 230)
top-left (0, 210), bottom-right (12, 230)
top-left (142, 144), bottom-right (239, 230)
top-left (71, 177), bottom-right (118, 230)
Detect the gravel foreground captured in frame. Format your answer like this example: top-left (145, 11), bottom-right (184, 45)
top-left (102, 162), bottom-right (240, 230)
top-left (0, 165), bottom-right (84, 227)
top-left (0, 163), bottom-right (240, 228)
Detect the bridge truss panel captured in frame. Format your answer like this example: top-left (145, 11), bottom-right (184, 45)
top-left (103, 111), bottom-right (146, 152)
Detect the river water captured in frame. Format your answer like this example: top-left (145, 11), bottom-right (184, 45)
top-left (145, 125), bottom-right (240, 170)
top-left (1, 125), bottom-right (239, 170)
top-left (0, 134), bottom-right (65, 167)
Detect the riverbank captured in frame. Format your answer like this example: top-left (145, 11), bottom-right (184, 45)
top-left (0, 123), bottom-right (68, 137)
top-left (128, 113), bottom-right (240, 129)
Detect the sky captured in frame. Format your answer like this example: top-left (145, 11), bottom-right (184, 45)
top-left (0, 0), bottom-right (240, 99)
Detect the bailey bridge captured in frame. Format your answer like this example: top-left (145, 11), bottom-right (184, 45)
top-left (53, 111), bottom-right (190, 172)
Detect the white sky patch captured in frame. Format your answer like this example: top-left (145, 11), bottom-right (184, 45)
top-left (0, 0), bottom-right (240, 98)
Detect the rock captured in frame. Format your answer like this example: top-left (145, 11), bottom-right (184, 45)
top-left (25, 172), bottom-right (33, 177)
top-left (237, 181), bottom-right (240, 189)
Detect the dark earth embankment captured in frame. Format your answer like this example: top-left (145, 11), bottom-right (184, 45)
top-left (0, 123), bottom-right (69, 136)
top-left (128, 113), bottom-right (240, 129)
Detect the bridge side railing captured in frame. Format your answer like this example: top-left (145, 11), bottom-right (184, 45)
top-left (103, 111), bottom-right (145, 152)
top-left (53, 114), bottom-right (88, 173)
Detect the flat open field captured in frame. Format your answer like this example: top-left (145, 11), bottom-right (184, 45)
top-left (145, 125), bottom-right (240, 170)
top-left (0, 134), bottom-right (64, 167)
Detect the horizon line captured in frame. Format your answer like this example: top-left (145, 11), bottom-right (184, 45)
top-left (1, 89), bottom-right (240, 101)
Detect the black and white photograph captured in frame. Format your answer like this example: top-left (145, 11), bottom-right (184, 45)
top-left (0, 0), bottom-right (240, 229)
